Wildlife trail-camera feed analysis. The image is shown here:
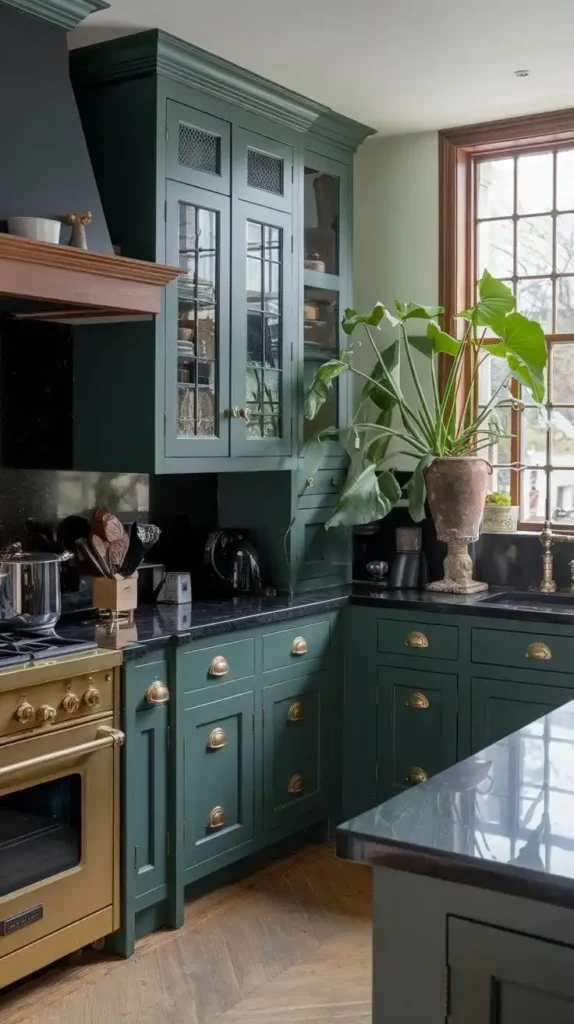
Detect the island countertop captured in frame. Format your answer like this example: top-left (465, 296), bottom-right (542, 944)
top-left (337, 699), bottom-right (574, 910)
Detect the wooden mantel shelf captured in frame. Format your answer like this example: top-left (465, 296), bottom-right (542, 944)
top-left (0, 234), bottom-right (180, 320)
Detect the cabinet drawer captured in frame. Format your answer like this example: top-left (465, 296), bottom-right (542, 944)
top-left (180, 637), bottom-right (256, 692)
top-left (299, 468), bottom-right (346, 499)
top-left (472, 627), bottom-right (573, 674)
top-left (262, 619), bottom-right (330, 672)
top-left (377, 618), bottom-right (458, 661)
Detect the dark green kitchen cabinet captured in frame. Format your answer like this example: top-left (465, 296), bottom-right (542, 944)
top-left (470, 676), bottom-right (574, 752)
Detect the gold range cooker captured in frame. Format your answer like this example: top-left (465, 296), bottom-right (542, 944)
top-left (0, 637), bottom-right (123, 989)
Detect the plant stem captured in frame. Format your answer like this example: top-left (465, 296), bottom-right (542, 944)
top-left (401, 323), bottom-right (437, 443)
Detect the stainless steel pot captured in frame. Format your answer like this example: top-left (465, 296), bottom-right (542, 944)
top-left (0, 545), bottom-right (72, 630)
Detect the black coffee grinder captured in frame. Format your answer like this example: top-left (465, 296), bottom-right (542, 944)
top-left (388, 527), bottom-right (427, 589)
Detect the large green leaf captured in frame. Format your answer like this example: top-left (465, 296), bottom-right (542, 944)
top-left (325, 465), bottom-right (401, 529)
top-left (394, 300), bottom-right (444, 322)
top-left (365, 407), bottom-right (394, 463)
top-left (360, 339), bottom-right (400, 412)
top-left (305, 353), bottom-right (349, 420)
top-left (406, 455), bottom-right (435, 522)
top-left (459, 271), bottom-right (515, 327)
top-left (342, 303), bottom-right (386, 336)
top-left (484, 312), bottom-right (547, 403)
top-left (409, 322), bottom-right (461, 358)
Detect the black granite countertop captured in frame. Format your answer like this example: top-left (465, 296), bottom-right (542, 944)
top-left (350, 585), bottom-right (574, 625)
top-left (337, 700), bottom-right (574, 909)
top-left (57, 588), bottom-right (349, 660)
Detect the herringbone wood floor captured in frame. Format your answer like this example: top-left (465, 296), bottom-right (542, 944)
top-left (0, 844), bottom-right (372, 1023)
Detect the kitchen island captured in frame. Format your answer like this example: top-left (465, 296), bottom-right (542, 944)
top-left (337, 701), bottom-right (574, 1022)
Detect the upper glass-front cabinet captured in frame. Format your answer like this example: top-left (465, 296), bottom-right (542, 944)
top-left (303, 154), bottom-right (350, 442)
top-left (166, 101), bottom-right (231, 194)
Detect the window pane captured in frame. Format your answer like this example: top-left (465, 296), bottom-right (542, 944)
top-left (551, 469), bottom-right (574, 522)
top-left (478, 219), bottom-right (514, 278)
top-left (556, 213), bottom-right (574, 274)
top-left (477, 158), bottom-right (514, 219)
top-left (490, 467), bottom-right (511, 497)
top-left (521, 406), bottom-right (548, 467)
top-left (517, 152), bottom-right (553, 214)
top-left (521, 467), bottom-right (546, 522)
top-left (516, 216), bottom-right (553, 275)
top-left (516, 278), bottom-right (553, 333)
top-left (552, 344), bottom-right (574, 404)
top-left (551, 408), bottom-right (574, 460)
top-left (556, 277), bottom-right (574, 333)
top-left (478, 405), bottom-right (512, 463)
top-left (557, 149), bottom-right (574, 211)
top-left (477, 353), bottom-right (512, 404)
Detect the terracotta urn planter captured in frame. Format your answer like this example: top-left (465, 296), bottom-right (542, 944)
top-left (425, 457), bottom-right (491, 594)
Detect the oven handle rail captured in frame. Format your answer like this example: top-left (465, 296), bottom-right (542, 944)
top-left (0, 726), bottom-right (124, 778)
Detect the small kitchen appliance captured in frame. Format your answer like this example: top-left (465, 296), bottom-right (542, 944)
top-left (388, 527), bottom-right (427, 589)
top-left (203, 530), bottom-right (263, 596)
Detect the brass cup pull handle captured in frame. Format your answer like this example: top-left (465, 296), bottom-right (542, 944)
top-left (209, 656), bottom-right (229, 678)
top-left (287, 701), bottom-right (302, 722)
top-left (146, 681), bottom-right (170, 705)
top-left (0, 725), bottom-right (125, 779)
top-left (405, 631), bottom-right (429, 649)
top-left (207, 727), bottom-right (227, 750)
top-left (291, 637), bottom-right (308, 656)
top-left (406, 766), bottom-right (429, 785)
top-left (207, 806), bottom-right (227, 829)
top-left (406, 691), bottom-right (430, 710)
top-left (527, 642), bottom-right (552, 660)
top-left (288, 772), bottom-right (305, 794)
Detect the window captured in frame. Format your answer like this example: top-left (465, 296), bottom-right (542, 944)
top-left (440, 113), bottom-right (574, 528)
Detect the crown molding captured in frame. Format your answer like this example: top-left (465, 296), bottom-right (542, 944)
top-left (70, 30), bottom-right (374, 151)
top-left (3, 0), bottom-right (109, 31)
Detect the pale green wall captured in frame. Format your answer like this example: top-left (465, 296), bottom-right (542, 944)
top-left (353, 130), bottom-right (439, 468)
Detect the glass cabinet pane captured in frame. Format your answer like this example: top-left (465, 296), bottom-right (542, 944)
top-left (177, 200), bottom-right (219, 438)
top-left (304, 286), bottom-right (339, 440)
top-left (245, 219), bottom-right (283, 439)
top-left (304, 167), bottom-right (340, 275)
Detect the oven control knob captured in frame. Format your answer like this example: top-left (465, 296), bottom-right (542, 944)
top-left (61, 692), bottom-right (81, 714)
top-left (83, 686), bottom-right (102, 709)
top-left (14, 701), bottom-right (35, 725)
top-left (38, 704), bottom-right (57, 725)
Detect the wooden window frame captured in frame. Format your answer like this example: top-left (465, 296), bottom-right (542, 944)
top-left (439, 108), bottom-right (574, 531)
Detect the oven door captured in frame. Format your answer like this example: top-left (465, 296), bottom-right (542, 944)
top-left (0, 717), bottom-right (121, 958)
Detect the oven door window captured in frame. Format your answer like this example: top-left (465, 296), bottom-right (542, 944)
top-left (0, 774), bottom-right (81, 897)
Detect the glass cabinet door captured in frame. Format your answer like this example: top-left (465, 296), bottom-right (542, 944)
top-left (303, 155), bottom-right (350, 443)
top-left (165, 181), bottom-right (230, 457)
top-left (231, 200), bottom-right (293, 456)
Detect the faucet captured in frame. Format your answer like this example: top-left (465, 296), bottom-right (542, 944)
top-left (540, 521), bottom-right (574, 593)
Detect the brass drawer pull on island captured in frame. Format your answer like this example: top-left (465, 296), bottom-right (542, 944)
top-left (146, 681), bottom-right (170, 705)
top-left (288, 773), bottom-right (305, 794)
top-left (527, 642), bottom-right (552, 661)
top-left (287, 701), bottom-right (302, 722)
top-left (207, 806), bottom-right (227, 829)
top-left (207, 727), bottom-right (227, 750)
top-left (405, 632), bottom-right (429, 649)
top-left (208, 655), bottom-right (229, 678)
top-left (291, 637), bottom-right (308, 656)
top-left (406, 691), bottom-right (430, 710)
top-left (406, 767), bottom-right (429, 785)
top-left (0, 725), bottom-right (124, 779)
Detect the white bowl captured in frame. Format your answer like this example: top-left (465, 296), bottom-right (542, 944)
top-left (7, 217), bottom-right (61, 244)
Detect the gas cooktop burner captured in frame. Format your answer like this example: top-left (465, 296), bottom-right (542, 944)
top-left (0, 632), bottom-right (97, 668)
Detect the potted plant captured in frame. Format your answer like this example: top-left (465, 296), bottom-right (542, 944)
top-left (305, 271), bottom-right (547, 594)
top-left (482, 492), bottom-right (519, 534)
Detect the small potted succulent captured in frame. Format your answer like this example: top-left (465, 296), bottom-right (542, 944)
top-left (482, 492), bottom-right (519, 534)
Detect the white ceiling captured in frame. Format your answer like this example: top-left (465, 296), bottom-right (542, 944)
top-left (69, 0), bottom-right (574, 136)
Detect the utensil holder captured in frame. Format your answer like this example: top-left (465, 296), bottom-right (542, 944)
top-left (93, 573), bottom-right (138, 614)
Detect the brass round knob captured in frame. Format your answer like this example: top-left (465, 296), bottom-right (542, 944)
top-left (207, 727), bottom-right (227, 749)
top-left (208, 656), bottom-right (229, 678)
top-left (14, 701), bottom-right (35, 725)
top-left (291, 637), bottom-right (308, 656)
top-left (527, 642), bottom-right (552, 660)
top-left (38, 704), bottom-right (57, 725)
top-left (61, 692), bottom-right (81, 714)
top-left (231, 407), bottom-right (251, 420)
top-left (406, 767), bottom-right (429, 785)
top-left (83, 686), bottom-right (102, 709)
top-left (406, 691), bottom-right (430, 710)
top-left (287, 701), bottom-right (302, 722)
top-left (146, 681), bottom-right (169, 705)
top-left (405, 631), bottom-right (429, 649)
top-left (207, 806), bottom-right (227, 829)
top-left (288, 773), bottom-right (305, 795)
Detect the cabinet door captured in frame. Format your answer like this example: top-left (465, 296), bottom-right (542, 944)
top-left (166, 100), bottom-right (230, 193)
top-left (377, 665), bottom-right (458, 799)
top-left (234, 127), bottom-right (293, 212)
top-left (292, 505), bottom-right (351, 589)
top-left (165, 181), bottom-right (230, 457)
top-left (132, 704), bottom-right (169, 899)
top-left (230, 200), bottom-right (293, 456)
top-left (471, 676), bottom-right (574, 752)
top-left (449, 917), bottom-right (574, 1022)
top-left (183, 689), bottom-right (255, 868)
top-left (262, 672), bottom-right (327, 831)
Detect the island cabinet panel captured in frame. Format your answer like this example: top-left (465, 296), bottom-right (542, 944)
top-left (470, 676), bottom-right (574, 751)
top-left (448, 917), bottom-right (574, 1023)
